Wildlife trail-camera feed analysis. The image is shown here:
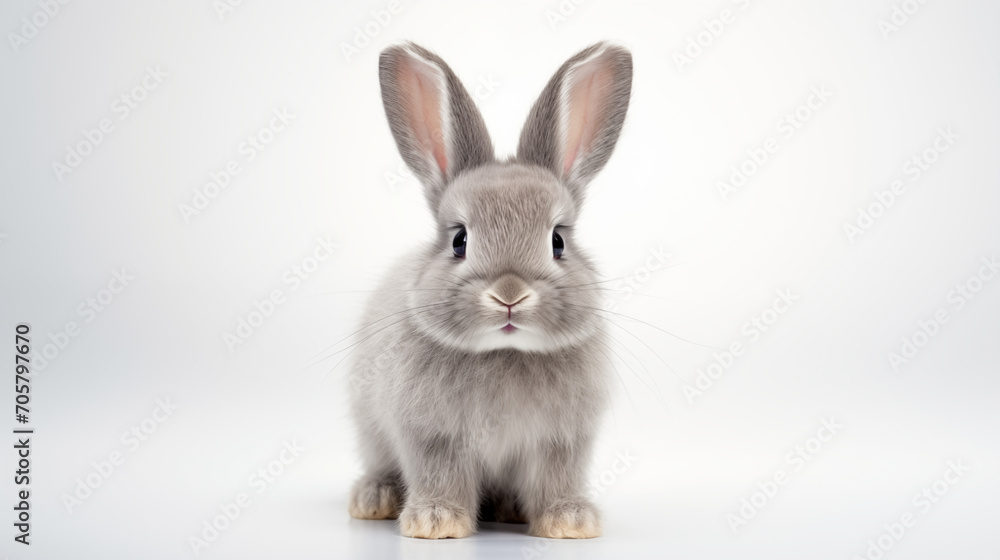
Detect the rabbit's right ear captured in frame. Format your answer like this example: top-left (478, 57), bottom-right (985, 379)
top-left (379, 43), bottom-right (494, 207)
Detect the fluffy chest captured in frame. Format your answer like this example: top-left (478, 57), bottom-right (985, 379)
top-left (396, 350), bottom-right (600, 445)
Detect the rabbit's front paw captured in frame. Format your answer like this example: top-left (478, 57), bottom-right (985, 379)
top-left (399, 499), bottom-right (475, 539)
top-left (529, 499), bottom-right (600, 539)
top-left (348, 475), bottom-right (403, 520)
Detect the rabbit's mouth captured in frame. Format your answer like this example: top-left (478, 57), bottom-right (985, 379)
top-left (501, 323), bottom-right (518, 334)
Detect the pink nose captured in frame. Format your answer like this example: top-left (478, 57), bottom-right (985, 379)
top-left (487, 274), bottom-right (532, 319)
top-left (489, 294), bottom-right (529, 319)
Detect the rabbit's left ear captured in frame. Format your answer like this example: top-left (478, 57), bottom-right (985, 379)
top-left (516, 43), bottom-right (632, 201)
top-left (379, 43), bottom-right (494, 208)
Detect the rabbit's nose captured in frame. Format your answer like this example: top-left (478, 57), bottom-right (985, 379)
top-left (488, 293), bottom-right (530, 309)
top-left (487, 292), bottom-right (530, 321)
top-left (487, 274), bottom-right (532, 308)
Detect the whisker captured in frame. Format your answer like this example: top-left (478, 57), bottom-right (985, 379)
top-left (305, 288), bottom-right (455, 297)
top-left (595, 325), bottom-right (667, 407)
top-left (333, 340), bottom-right (400, 386)
top-left (559, 287), bottom-right (687, 303)
top-left (595, 337), bottom-right (660, 417)
top-left (319, 305), bottom-right (445, 384)
top-left (600, 318), bottom-right (686, 386)
top-left (437, 270), bottom-right (468, 287)
top-left (592, 344), bottom-right (639, 420)
top-left (556, 273), bottom-right (639, 290)
top-left (305, 301), bottom-right (450, 367)
top-left (565, 302), bottom-right (724, 350)
top-left (555, 260), bottom-right (695, 291)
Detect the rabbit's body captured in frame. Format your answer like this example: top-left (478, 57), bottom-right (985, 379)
top-left (348, 43), bottom-right (632, 539)
top-left (349, 278), bottom-right (609, 523)
top-left (350, 257), bottom-right (609, 471)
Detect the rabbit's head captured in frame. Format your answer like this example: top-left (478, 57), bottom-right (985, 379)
top-left (379, 42), bottom-right (632, 353)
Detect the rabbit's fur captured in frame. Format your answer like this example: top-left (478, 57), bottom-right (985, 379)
top-left (348, 42), bottom-right (632, 539)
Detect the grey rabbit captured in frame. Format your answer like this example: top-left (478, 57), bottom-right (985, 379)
top-left (347, 41), bottom-right (632, 539)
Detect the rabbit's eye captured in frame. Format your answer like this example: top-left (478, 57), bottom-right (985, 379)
top-left (452, 228), bottom-right (467, 258)
top-left (552, 230), bottom-right (564, 259)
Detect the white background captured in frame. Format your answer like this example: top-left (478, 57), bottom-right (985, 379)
top-left (1, 1), bottom-right (998, 558)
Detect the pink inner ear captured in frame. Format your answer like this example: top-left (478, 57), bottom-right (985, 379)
top-left (399, 58), bottom-right (449, 177)
top-left (562, 56), bottom-right (614, 177)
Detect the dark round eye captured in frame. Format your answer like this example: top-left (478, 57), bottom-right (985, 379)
top-left (552, 230), bottom-right (564, 259)
top-left (452, 227), bottom-right (467, 258)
